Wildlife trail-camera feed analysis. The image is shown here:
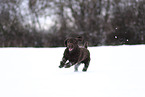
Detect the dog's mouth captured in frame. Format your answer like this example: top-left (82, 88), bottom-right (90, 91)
top-left (69, 48), bottom-right (73, 51)
top-left (68, 44), bottom-right (74, 51)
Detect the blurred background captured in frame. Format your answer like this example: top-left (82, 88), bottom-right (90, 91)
top-left (0, 0), bottom-right (145, 47)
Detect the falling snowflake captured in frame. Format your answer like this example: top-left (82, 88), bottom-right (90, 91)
top-left (115, 36), bottom-right (117, 39)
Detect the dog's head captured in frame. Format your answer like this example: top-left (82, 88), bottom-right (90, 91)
top-left (64, 37), bottom-right (82, 52)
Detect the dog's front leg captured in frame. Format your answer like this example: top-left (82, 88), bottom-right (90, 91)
top-left (64, 62), bottom-right (73, 68)
top-left (59, 58), bottom-right (67, 68)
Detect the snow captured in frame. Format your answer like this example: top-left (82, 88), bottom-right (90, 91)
top-left (0, 45), bottom-right (145, 97)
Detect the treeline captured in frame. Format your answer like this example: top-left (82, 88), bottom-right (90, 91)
top-left (0, 0), bottom-right (145, 47)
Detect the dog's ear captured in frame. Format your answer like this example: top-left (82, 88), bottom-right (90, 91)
top-left (84, 41), bottom-right (88, 48)
top-left (76, 36), bottom-right (83, 41)
top-left (64, 39), bottom-right (68, 47)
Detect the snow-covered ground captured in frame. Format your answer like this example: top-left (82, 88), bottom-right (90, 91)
top-left (0, 45), bottom-right (145, 97)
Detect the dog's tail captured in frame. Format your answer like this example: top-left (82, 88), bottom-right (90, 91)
top-left (84, 42), bottom-right (88, 48)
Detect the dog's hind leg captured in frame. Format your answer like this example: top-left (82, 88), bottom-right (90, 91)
top-left (74, 63), bottom-right (81, 72)
top-left (82, 61), bottom-right (90, 72)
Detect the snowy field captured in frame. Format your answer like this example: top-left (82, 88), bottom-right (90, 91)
top-left (0, 45), bottom-right (145, 97)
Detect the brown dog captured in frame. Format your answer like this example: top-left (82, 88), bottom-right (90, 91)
top-left (59, 37), bottom-right (90, 72)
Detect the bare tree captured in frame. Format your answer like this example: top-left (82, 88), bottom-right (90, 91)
top-left (0, 0), bottom-right (145, 47)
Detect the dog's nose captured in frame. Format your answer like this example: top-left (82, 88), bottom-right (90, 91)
top-left (68, 43), bottom-right (73, 48)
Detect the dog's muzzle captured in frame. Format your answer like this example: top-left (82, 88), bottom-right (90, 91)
top-left (68, 43), bottom-right (74, 51)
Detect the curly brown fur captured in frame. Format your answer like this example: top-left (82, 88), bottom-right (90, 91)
top-left (59, 37), bottom-right (90, 72)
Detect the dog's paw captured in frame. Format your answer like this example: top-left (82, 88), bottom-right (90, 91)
top-left (64, 65), bottom-right (71, 68)
top-left (59, 65), bottom-right (63, 68)
top-left (59, 61), bottom-right (65, 68)
top-left (82, 68), bottom-right (87, 72)
top-left (64, 62), bottom-right (73, 68)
